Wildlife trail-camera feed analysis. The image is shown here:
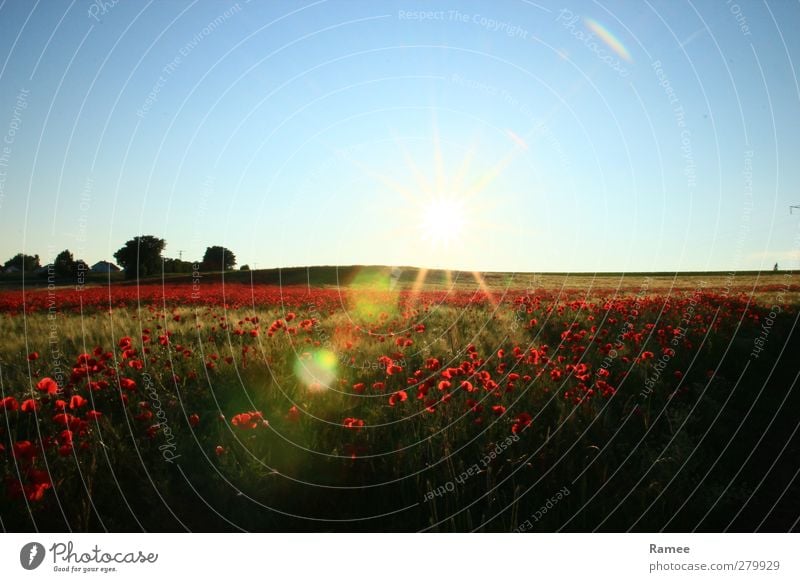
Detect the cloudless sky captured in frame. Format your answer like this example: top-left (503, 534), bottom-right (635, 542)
top-left (1, 0), bottom-right (799, 273)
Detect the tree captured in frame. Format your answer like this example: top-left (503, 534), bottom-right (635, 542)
top-left (4, 253), bottom-right (40, 272)
top-left (74, 259), bottom-right (89, 280)
top-left (54, 249), bottom-right (75, 276)
top-left (239, 264), bottom-right (250, 271)
top-left (201, 246), bottom-right (236, 271)
top-left (162, 257), bottom-right (193, 274)
top-left (113, 235), bottom-right (166, 279)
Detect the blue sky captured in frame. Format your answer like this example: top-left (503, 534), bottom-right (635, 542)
top-left (0, 0), bottom-right (799, 273)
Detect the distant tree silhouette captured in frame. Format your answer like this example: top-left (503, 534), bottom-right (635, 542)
top-left (113, 235), bottom-right (166, 280)
top-left (3, 253), bottom-right (40, 272)
top-left (74, 259), bottom-right (89, 281)
top-left (162, 257), bottom-right (193, 274)
top-left (54, 249), bottom-right (75, 276)
top-left (201, 246), bottom-right (236, 271)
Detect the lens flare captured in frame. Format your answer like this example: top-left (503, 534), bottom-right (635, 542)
top-left (294, 349), bottom-right (338, 391)
top-left (505, 129), bottom-right (528, 150)
top-left (348, 268), bottom-right (401, 324)
top-left (585, 18), bottom-right (632, 62)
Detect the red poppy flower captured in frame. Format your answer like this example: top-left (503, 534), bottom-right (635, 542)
top-left (425, 358), bottom-right (441, 371)
top-left (231, 412), bottom-right (252, 427)
top-left (0, 396), bottom-right (19, 412)
top-left (17, 469), bottom-right (52, 501)
top-left (119, 378), bottom-right (137, 391)
top-left (28, 352), bottom-right (39, 361)
top-left (85, 410), bottom-right (103, 421)
top-left (69, 395), bottom-right (88, 409)
top-left (286, 405), bottom-right (300, 422)
top-left (36, 377), bottom-right (59, 395)
top-left (127, 359), bottom-right (143, 370)
top-left (20, 399), bottom-right (39, 413)
top-left (343, 417), bottom-right (365, 430)
top-left (52, 413), bottom-right (75, 426)
top-left (386, 364), bottom-right (404, 375)
top-left (189, 413), bottom-right (200, 427)
top-left (231, 410), bottom-right (264, 430)
top-left (135, 410), bottom-right (153, 422)
top-left (59, 430), bottom-right (74, 445)
top-left (466, 399), bottom-right (483, 413)
top-left (12, 440), bottom-right (36, 460)
top-left (512, 412), bottom-right (533, 434)
top-left (388, 390), bottom-right (408, 406)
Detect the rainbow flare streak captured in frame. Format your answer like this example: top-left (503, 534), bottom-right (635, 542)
top-left (585, 18), bottom-right (632, 62)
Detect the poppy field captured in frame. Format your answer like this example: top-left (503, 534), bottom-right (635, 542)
top-left (1, 269), bottom-right (799, 532)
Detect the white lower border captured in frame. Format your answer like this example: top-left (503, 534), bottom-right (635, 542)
top-left (1, 533), bottom-right (797, 580)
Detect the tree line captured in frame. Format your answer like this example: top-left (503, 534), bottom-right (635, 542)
top-left (3, 235), bottom-right (246, 280)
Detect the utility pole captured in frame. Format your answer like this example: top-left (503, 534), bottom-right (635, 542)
top-left (178, 250), bottom-right (185, 261)
top-left (791, 205), bottom-right (800, 214)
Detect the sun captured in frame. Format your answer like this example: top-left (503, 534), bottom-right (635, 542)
top-left (330, 113), bottom-right (524, 278)
top-left (418, 195), bottom-right (468, 247)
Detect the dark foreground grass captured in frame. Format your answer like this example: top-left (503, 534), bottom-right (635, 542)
top-left (0, 270), bottom-right (798, 532)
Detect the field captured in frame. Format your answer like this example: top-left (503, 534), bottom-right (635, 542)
top-left (1, 267), bottom-right (799, 532)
